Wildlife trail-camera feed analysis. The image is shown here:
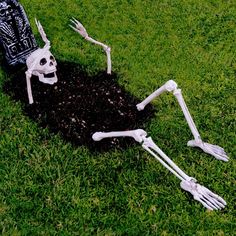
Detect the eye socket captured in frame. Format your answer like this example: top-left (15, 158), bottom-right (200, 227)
top-left (40, 58), bottom-right (47, 65)
top-left (50, 55), bottom-right (55, 62)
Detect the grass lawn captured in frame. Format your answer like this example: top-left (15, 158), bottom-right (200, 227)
top-left (0, 0), bottom-right (236, 235)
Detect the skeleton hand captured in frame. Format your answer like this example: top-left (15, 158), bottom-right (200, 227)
top-left (188, 140), bottom-right (229, 162)
top-left (35, 18), bottom-right (50, 46)
top-left (69, 18), bottom-right (88, 38)
top-left (180, 179), bottom-right (226, 210)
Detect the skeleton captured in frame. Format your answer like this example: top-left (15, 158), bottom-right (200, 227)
top-left (92, 80), bottom-right (229, 210)
top-left (69, 18), bottom-right (111, 74)
top-left (25, 19), bottom-right (57, 104)
top-left (92, 129), bottom-right (227, 210)
top-left (136, 80), bottom-right (228, 162)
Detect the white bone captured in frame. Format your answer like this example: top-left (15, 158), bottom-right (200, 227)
top-left (136, 80), bottom-right (177, 111)
top-left (180, 180), bottom-right (226, 210)
top-left (69, 17), bottom-right (88, 38)
top-left (173, 89), bottom-right (229, 162)
top-left (92, 129), bottom-right (147, 143)
top-left (187, 140), bottom-right (229, 162)
top-left (173, 89), bottom-right (201, 141)
top-left (142, 136), bottom-right (192, 181)
top-left (142, 137), bottom-right (226, 210)
top-left (35, 18), bottom-right (50, 47)
top-left (105, 47), bottom-right (111, 75)
top-left (25, 71), bottom-right (33, 104)
top-left (92, 129), bottom-right (227, 210)
top-left (70, 18), bottom-right (112, 74)
top-left (137, 80), bottom-right (229, 161)
top-left (26, 47), bottom-right (58, 85)
top-left (142, 141), bottom-right (186, 181)
top-left (24, 20), bottom-right (58, 104)
top-left (92, 129), bottom-right (189, 180)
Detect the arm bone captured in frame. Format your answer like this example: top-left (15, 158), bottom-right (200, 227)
top-left (25, 71), bottom-right (34, 104)
top-left (35, 18), bottom-right (50, 47)
top-left (70, 18), bottom-right (111, 74)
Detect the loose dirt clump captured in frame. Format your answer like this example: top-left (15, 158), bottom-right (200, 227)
top-left (4, 61), bottom-right (154, 151)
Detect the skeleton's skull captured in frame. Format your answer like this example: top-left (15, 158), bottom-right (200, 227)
top-left (26, 47), bottom-right (58, 85)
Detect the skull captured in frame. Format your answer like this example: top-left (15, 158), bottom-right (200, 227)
top-left (26, 46), bottom-right (58, 85)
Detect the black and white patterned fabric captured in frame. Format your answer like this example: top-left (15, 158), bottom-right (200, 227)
top-left (0, 0), bottom-right (38, 65)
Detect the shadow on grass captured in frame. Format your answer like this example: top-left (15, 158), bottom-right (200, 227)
top-left (3, 61), bottom-right (155, 152)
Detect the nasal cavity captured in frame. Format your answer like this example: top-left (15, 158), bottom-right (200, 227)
top-left (49, 62), bottom-right (53, 66)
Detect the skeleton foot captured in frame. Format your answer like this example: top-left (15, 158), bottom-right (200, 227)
top-left (188, 140), bottom-right (229, 162)
top-left (180, 179), bottom-right (226, 210)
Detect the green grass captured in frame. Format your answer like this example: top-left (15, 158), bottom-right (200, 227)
top-left (1, 0), bottom-right (236, 235)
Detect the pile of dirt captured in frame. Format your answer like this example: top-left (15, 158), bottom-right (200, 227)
top-left (4, 61), bottom-right (155, 151)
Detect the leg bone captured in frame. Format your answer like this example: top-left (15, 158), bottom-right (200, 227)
top-left (173, 88), bottom-right (201, 141)
top-left (92, 129), bottom-right (147, 143)
top-left (137, 80), bottom-right (229, 162)
top-left (136, 80), bottom-right (177, 111)
top-left (92, 129), bottom-right (227, 210)
top-left (173, 89), bottom-right (229, 162)
top-left (142, 137), bottom-right (192, 181)
top-left (142, 136), bottom-right (226, 210)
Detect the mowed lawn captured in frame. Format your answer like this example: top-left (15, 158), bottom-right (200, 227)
top-left (0, 0), bottom-right (236, 235)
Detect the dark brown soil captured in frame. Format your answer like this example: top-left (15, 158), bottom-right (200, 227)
top-left (3, 61), bottom-right (155, 151)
